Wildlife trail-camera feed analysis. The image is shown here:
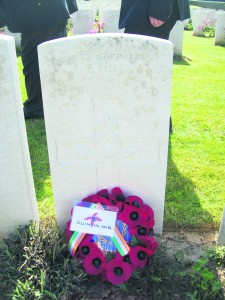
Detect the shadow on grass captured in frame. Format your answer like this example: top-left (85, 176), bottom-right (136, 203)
top-left (165, 139), bottom-right (215, 229)
top-left (173, 55), bottom-right (191, 66)
top-left (25, 119), bottom-right (55, 220)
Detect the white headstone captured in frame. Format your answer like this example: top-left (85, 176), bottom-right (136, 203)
top-left (0, 35), bottom-right (39, 243)
top-left (38, 33), bottom-right (173, 234)
top-left (4, 27), bottom-right (21, 52)
top-left (72, 2), bottom-right (122, 35)
top-left (183, 18), bottom-right (191, 29)
top-left (218, 207), bottom-right (225, 245)
top-left (169, 21), bottom-right (184, 56)
top-left (102, 9), bottom-right (124, 33)
top-left (192, 8), bottom-right (216, 36)
top-left (72, 8), bottom-right (95, 34)
top-left (214, 11), bottom-right (225, 46)
top-left (77, 0), bottom-right (121, 12)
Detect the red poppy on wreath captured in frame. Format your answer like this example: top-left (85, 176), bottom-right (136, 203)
top-left (129, 245), bottom-right (154, 269)
top-left (126, 195), bottom-right (144, 208)
top-left (111, 187), bottom-right (126, 203)
top-left (129, 219), bottom-right (155, 238)
top-left (66, 187), bottom-right (158, 285)
top-left (142, 204), bottom-right (154, 221)
top-left (82, 195), bottom-right (110, 206)
top-left (83, 250), bottom-right (106, 275)
top-left (117, 204), bottom-right (147, 227)
top-left (115, 251), bottom-right (137, 272)
top-left (139, 235), bottom-right (158, 252)
top-left (78, 235), bottom-right (99, 258)
top-left (106, 257), bottom-right (132, 284)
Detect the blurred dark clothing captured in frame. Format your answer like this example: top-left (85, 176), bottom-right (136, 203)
top-left (0, 0), bottom-right (78, 119)
top-left (119, 0), bottom-right (190, 34)
top-left (119, 0), bottom-right (190, 134)
top-left (22, 20), bottom-right (68, 118)
top-left (0, 0), bottom-right (78, 32)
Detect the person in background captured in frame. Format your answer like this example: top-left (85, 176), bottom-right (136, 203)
top-left (0, 0), bottom-right (78, 119)
top-left (119, 0), bottom-right (190, 133)
top-left (119, 0), bottom-right (190, 39)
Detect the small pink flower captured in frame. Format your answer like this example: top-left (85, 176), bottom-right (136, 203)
top-left (106, 257), bottom-right (132, 285)
top-left (83, 251), bottom-right (106, 275)
top-left (98, 20), bottom-right (105, 27)
top-left (130, 246), bottom-right (154, 269)
top-left (89, 29), bottom-right (97, 34)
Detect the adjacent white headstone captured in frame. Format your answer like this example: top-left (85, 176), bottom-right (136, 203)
top-left (38, 33), bottom-right (173, 234)
top-left (169, 21), bottom-right (184, 56)
top-left (4, 27), bottom-right (21, 52)
top-left (183, 18), bottom-right (191, 29)
top-left (102, 9), bottom-right (124, 33)
top-left (0, 35), bottom-right (39, 243)
top-left (77, 0), bottom-right (121, 12)
top-left (73, 0), bottom-right (122, 34)
top-left (218, 207), bottom-right (225, 245)
top-left (72, 8), bottom-right (95, 34)
top-left (192, 8), bottom-right (216, 36)
top-left (214, 11), bottom-right (225, 46)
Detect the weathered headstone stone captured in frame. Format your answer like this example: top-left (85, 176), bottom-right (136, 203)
top-left (102, 9), bottom-right (124, 33)
top-left (169, 21), bottom-right (184, 56)
top-left (72, 8), bottom-right (95, 34)
top-left (218, 207), bottom-right (225, 245)
top-left (0, 35), bottom-right (39, 243)
top-left (183, 18), bottom-right (191, 29)
top-left (38, 33), bottom-right (173, 234)
top-left (4, 27), bottom-right (21, 52)
top-left (192, 8), bottom-right (216, 36)
top-left (214, 11), bottom-right (225, 45)
top-left (77, 0), bottom-right (121, 12)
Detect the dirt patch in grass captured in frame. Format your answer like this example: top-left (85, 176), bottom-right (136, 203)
top-left (71, 229), bottom-right (225, 300)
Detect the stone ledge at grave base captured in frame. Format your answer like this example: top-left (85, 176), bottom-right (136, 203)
top-left (190, 0), bottom-right (225, 10)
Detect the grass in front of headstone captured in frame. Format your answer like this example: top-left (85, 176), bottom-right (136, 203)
top-left (0, 222), bottom-right (224, 300)
top-left (17, 30), bottom-right (225, 229)
top-left (18, 58), bottom-right (55, 220)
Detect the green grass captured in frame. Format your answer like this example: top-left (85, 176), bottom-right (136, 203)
top-left (18, 59), bottom-right (55, 219)
top-left (165, 31), bottom-right (225, 228)
top-left (18, 30), bottom-right (225, 228)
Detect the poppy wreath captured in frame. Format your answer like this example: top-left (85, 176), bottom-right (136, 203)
top-left (66, 187), bottom-right (158, 285)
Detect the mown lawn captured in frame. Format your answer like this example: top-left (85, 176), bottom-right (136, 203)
top-left (18, 30), bottom-right (225, 228)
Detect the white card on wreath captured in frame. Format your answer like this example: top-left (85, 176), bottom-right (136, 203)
top-left (70, 204), bottom-right (117, 237)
